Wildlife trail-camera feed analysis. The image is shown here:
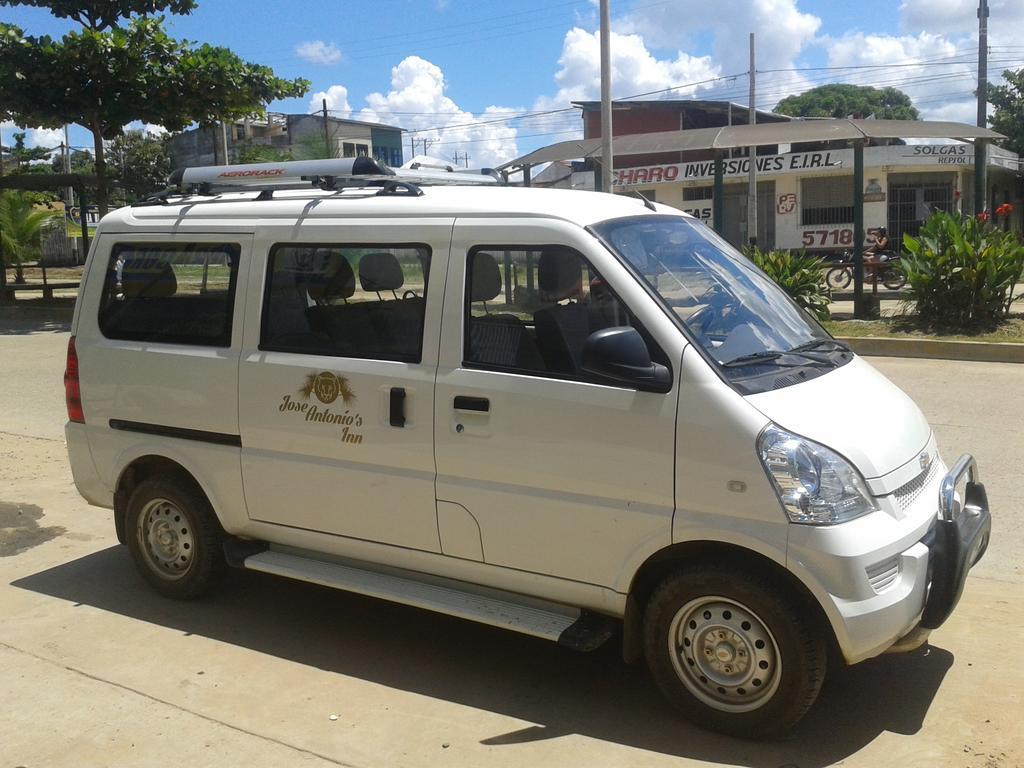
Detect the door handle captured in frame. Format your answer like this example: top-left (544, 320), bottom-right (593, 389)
top-left (453, 395), bottom-right (489, 413)
top-left (389, 387), bottom-right (406, 427)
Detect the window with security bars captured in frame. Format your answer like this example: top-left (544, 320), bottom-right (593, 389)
top-left (682, 186), bottom-right (712, 201)
top-left (801, 176), bottom-right (853, 226)
top-left (888, 178), bottom-right (954, 246)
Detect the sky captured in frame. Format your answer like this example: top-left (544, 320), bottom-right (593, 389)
top-left (3, 0), bottom-right (1024, 169)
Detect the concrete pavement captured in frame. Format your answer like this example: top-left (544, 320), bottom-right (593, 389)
top-left (1, 308), bottom-right (1022, 767)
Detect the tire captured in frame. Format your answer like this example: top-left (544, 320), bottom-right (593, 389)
top-left (826, 266), bottom-right (851, 290)
top-left (882, 270), bottom-right (906, 290)
top-left (125, 476), bottom-right (226, 600)
top-left (643, 564), bottom-right (826, 738)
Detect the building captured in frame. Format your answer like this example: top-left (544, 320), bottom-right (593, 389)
top-left (569, 100), bottom-right (1022, 252)
top-left (169, 112), bottom-right (406, 170)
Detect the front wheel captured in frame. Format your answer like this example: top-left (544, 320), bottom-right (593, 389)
top-left (643, 565), bottom-right (826, 738)
top-left (882, 269), bottom-right (907, 290)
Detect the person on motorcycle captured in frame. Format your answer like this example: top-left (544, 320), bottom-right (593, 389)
top-left (865, 227), bottom-right (890, 263)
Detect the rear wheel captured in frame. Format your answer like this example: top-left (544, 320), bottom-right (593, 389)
top-left (826, 266), bottom-right (852, 290)
top-left (643, 565), bottom-right (826, 738)
top-left (126, 477), bottom-right (226, 599)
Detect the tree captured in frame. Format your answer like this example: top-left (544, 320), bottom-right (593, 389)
top-left (107, 130), bottom-right (169, 202)
top-left (0, 189), bottom-right (58, 284)
top-left (0, 2), bottom-right (309, 215)
top-left (775, 84), bottom-right (920, 121)
top-left (49, 146), bottom-right (95, 175)
top-left (9, 131), bottom-right (53, 170)
top-left (988, 68), bottom-right (1024, 157)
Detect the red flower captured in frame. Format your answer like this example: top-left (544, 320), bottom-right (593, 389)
top-left (995, 203), bottom-right (1014, 217)
top-left (954, 189), bottom-right (962, 199)
top-left (977, 211), bottom-right (990, 222)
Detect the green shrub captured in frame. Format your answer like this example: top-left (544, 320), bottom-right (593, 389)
top-left (744, 246), bottom-right (831, 320)
top-left (901, 211), bottom-right (1024, 328)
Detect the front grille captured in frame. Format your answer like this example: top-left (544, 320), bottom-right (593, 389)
top-left (866, 556), bottom-right (900, 592)
top-left (892, 456), bottom-right (941, 512)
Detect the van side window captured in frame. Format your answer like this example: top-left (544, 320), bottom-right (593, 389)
top-left (98, 243), bottom-right (240, 347)
top-left (262, 244), bottom-right (431, 363)
top-left (464, 246), bottom-right (647, 378)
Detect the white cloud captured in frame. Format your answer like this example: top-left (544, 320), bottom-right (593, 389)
top-left (296, 40), bottom-right (343, 66)
top-left (900, 0), bottom-right (1024, 43)
top-left (26, 127), bottom-right (63, 149)
top-left (618, 0), bottom-right (821, 106)
top-left (356, 56), bottom-right (520, 169)
top-left (822, 31), bottom-right (978, 121)
top-left (310, 84), bottom-right (352, 116)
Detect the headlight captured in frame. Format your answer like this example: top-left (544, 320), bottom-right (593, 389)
top-left (758, 425), bottom-right (878, 524)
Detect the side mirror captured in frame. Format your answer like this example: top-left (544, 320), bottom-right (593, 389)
top-left (581, 327), bottom-right (672, 393)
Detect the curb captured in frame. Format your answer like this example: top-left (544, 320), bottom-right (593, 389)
top-left (838, 336), bottom-right (1024, 364)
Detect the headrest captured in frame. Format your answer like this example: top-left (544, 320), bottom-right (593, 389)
top-left (538, 247), bottom-right (582, 301)
top-left (309, 257), bottom-right (356, 302)
top-left (470, 252), bottom-right (502, 302)
top-left (119, 259), bottom-right (177, 298)
top-left (359, 252), bottom-right (404, 292)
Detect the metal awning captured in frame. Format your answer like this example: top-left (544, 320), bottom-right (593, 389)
top-left (498, 119), bottom-right (1006, 171)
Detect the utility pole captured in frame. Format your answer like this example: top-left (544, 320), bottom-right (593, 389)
top-left (322, 98), bottom-right (332, 159)
top-left (220, 121), bottom-right (230, 165)
top-left (599, 0), bottom-right (614, 194)
top-left (747, 32), bottom-right (758, 247)
top-left (974, 0), bottom-right (989, 216)
top-left (63, 124), bottom-right (74, 209)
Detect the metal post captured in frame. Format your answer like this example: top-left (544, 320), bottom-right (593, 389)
top-left (747, 32), bottom-right (758, 247)
top-left (63, 125), bottom-right (74, 208)
top-left (322, 98), bottom-right (332, 159)
top-left (77, 185), bottom-right (90, 263)
top-left (522, 164), bottom-right (532, 188)
top-left (974, 0), bottom-right (989, 216)
top-left (599, 0), bottom-right (614, 194)
top-left (853, 140), bottom-right (866, 319)
top-left (713, 153), bottom-right (725, 235)
top-left (220, 121), bottom-right (230, 165)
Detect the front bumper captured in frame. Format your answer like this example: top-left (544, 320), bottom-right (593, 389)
top-left (919, 454), bottom-right (991, 629)
top-left (788, 453), bottom-right (991, 663)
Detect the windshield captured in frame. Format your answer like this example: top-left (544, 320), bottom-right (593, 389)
top-left (592, 215), bottom-right (848, 391)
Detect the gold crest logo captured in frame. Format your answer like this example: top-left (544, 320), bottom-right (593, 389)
top-left (300, 371), bottom-right (356, 405)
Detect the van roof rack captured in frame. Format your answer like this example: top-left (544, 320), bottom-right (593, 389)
top-left (134, 157), bottom-right (503, 207)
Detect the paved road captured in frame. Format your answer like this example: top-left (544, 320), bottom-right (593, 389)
top-left (1, 307), bottom-right (1021, 768)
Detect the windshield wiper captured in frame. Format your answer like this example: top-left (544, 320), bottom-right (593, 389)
top-left (789, 338), bottom-right (851, 354)
top-left (721, 350), bottom-right (835, 368)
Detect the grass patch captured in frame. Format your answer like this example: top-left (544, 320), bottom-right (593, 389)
top-left (824, 316), bottom-right (1024, 344)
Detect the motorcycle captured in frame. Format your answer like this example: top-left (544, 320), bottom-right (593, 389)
top-left (826, 251), bottom-right (906, 291)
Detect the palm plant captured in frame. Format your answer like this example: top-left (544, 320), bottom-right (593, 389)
top-left (0, 190), bottom-right (58, 285)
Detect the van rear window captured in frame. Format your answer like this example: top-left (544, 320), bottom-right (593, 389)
top-left (98, 243), bottom-right (240, 347)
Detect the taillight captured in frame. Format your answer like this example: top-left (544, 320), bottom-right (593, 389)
top-left (65, 336), bottom-right (84, 423)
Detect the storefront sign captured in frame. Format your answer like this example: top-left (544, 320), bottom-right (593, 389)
top-left (614, 150), bottom-right (844, 187)
top-left (776, 193), bottom-right (797, 215)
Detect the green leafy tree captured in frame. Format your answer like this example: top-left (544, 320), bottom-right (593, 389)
top-left (0, 189), bottom-right (58, 285)
top-left (0, 2), bottom-right (309, 215)
top-left (107, 130), bottom-right (169, 202)
top-left (776, 84), bottom-right (920, 120)
top-left (988, 68), bottom-right (1024, 157)
top-left (49, 146), bottom-right (95, 175)
top-left (9, 131), bottom-right (53, 169)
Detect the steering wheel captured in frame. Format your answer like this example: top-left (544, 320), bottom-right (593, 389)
top-left (687, 286), bottom-right (731, 338)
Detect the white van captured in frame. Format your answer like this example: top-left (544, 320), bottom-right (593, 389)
top-left (64, 159), bottom-right (990, 737)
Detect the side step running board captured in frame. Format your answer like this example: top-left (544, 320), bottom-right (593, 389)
top-left (241, 549), bottom-right (614, 651)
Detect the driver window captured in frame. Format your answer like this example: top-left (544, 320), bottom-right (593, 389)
top-left (262, 244), bottom-right (431, 362)
top-left (464, 246), bottom-right (648, 377)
